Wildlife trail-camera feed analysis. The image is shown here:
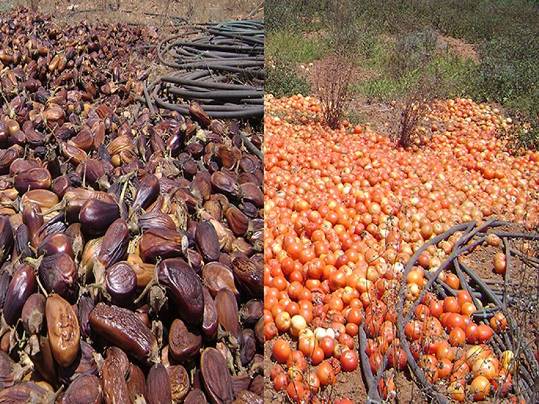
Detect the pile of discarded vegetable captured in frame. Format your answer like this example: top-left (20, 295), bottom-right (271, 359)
top-left (264, 94), bottom-right (538, 403)
top-left (146, 20), bottom-right (264, 119)
top-left (0, 8), bottom-right (264, 403)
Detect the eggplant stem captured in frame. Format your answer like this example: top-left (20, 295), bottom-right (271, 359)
top-left (87, 282), bottom-right (111, 302)
top-left (24, 255), bottom-right (43, 269)
top-left (35, 274), bottom-right (49, 298)
top-left (53, 384), bottom-right (65, 401)
top-left (134, 278), bottom-right (157, 305)
top-left (82, 163), bottom-right (87, 189)
top-left (41, 199), bottom-right (66, 216)
top-left (119, 172), bottom-right (136, 206)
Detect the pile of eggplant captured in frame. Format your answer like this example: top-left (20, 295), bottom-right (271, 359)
top-left (0, 8), bottom-right (263, 404)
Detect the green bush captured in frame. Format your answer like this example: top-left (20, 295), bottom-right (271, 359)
top-left (266, 31), bottom-right (328, 64)
top-left (266, 0), bottom-right (329, 33)
top-left (467, 24), bottom-right (538, 146)
top-left (387, 29), bottom-right (438, 80)
top-left (265, 60), bottom-right (311, 97)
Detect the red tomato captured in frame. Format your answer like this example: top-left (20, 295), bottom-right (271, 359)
top-left (272, 339), bottom-right (291, 363)
top-left (443, 297), bottom-right (460, 313)
top-left (340, 350), bottom-right (359, 372)
top-left (316, 360), bottom-right (336, 386)
top-left (448, 327), bottom-right (466, 346)
top-left (319, 336), bottom-right (335, 358)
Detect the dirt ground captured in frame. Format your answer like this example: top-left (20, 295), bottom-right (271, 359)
top-left (3, 0), bottom-right (262, 26)
top-left (264, 336), bottom-right (367, 403)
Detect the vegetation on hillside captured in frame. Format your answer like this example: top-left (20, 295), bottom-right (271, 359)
top-left (266, 0), bottom-right (539, 149)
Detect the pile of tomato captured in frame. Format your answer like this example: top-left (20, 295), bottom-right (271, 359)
top-left (264, 94), bottom-right (539, 402)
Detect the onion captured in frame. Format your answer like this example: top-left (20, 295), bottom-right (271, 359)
top-left (314, 327), bottom-right (327, 341)
top-left (290, 315), bottom-right (307, 337)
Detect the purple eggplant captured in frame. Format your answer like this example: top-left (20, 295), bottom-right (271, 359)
top-left (202, 287), bottom-right (218, 340)
top-left (146, 364), bottom-right (172, 404)
top-left (97, 218), bottom-right (129, 268)
top-left (195, 221), bottom-right (220, 262)
top-left (105, 262), bottom-right (136, 306)
top-left (0, 216), bottom-right (14, 265)
top-left (38, 253), bottom-right (78, 301)
top-left (37, 233), bottom-right (74, 258)
top-left (61, 374), bottom-right (102, 404)
top-left (77, 295), bottom-right (95, 339)
top-left (168, 318), bottom-right (202, 363)
top-left (156, 258), bottom-right (203, 326)
top-left (3, 264), bottom-right (36, 325)
top-left (133, 174), bottom-right (160, 210)
top-left (79, 199), bottom-right (120, 237)
top-left (14, 223), bottom-right (32, 259)
top-left (139, 228), bottom-right (187, 263)
top-left (21, 293), bottom-right (46, 335)
top-left (22, 204), bottom-right (43, 241)
top-left (14, 167), bottom-right (52, 193)
top-left (0, 271), bottom-right (11, 311)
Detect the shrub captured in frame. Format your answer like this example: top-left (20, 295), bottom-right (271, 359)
top-left (266, 0), bottom-right (328, 33)
top-left (312, 55), bottom-right (353, 129)
top-left (325, 0), bottom-right (361, 55)
top-left (392, 69), bottom-right (442, 148)
top-left (394, 100), bottom-right (427, 148)
top-left (266, 59), bottom-right (310, 97)
top-left (387, 29), bottom-right (437, 80)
